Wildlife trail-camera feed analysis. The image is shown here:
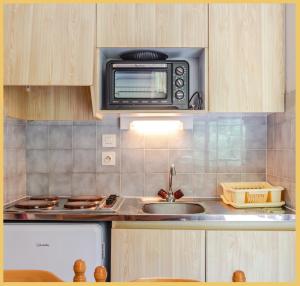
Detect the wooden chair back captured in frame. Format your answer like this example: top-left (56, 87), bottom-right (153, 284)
top-left (4, 259), bottom-right (245, 282)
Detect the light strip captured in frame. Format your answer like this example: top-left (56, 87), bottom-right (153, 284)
top-left (130, 120), bottom-right (183, 134)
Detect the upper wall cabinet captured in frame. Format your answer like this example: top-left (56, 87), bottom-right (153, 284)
top-left (4, 4), bottom-right (96, 86)
top-left (209, 4), bottom-right (285, 112)
top-left (97, 4), bottom-right (208, 47)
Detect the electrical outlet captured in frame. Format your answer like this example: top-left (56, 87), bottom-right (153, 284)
top-left (102, 134), bottom-right (117, 147)
top-left (102, 151), bottom-right (116, 166)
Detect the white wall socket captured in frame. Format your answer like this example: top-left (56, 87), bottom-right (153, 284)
top-left (102, 151), bottom-right (116, 166)
top-left (102, 134), bottom-right (116, 147)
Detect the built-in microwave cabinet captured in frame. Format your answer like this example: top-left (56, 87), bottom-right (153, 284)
top-left (4, 4), bottom-right (96, 86)
top-left (209, 4), bottom-right (285, 112)
top-left (96, 4), bottom-right (208, 48)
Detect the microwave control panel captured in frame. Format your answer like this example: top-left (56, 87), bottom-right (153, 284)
top-left (172, 61), bottom-right (189, 108)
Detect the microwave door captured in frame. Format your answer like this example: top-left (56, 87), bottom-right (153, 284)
top-left (112, 67), bottom-right (172, 105)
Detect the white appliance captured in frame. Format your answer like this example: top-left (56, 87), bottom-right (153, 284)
top-left (4, 223), bottom-right (107, 282)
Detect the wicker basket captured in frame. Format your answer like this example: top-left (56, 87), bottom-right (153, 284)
top-left (221, 182), bottom-right (284, 204)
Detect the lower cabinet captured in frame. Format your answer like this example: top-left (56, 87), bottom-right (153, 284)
top-left (111, 228), bottom-right (295, 282)
top-left (206, 231), bottom-right (295, 282)
top-left (111, 229), bottom-right (205, 282)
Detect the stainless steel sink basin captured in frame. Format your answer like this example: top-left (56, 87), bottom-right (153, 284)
top-left (142, 202), bottom-right (205, 215)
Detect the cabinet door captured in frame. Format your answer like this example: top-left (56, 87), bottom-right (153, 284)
top-left (4, 4), bottom-right (95, 85)
top-left (206, 231), bottom-right (295, 282)
top-left (209, 4), bottom-right (284, 112)
top-left (97, 4), bottom-right (208, 47)
top-left (111, 229), bottom-right (205, 282)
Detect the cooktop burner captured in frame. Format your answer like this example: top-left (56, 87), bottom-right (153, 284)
top-left (15, 200), bottom-right (56, 209)
top-left (7, 194), bottom-right (122, 214)
top-left (30, 195), bottom-right (59, 202)
top-left (67, 195), bottom-right (104, 203)
top-left (64, 201), bottom-right (97, 209)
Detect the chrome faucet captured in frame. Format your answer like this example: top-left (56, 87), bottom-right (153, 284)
top-left (166, 164), bottom-right (176, 202)
top-left (157, 164), bottom-right (184, 201)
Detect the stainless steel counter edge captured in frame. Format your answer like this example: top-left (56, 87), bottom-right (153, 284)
top-left (4, 197), bottom-right (296, 230)
top-left (112, 221), bottom-right (295, 231)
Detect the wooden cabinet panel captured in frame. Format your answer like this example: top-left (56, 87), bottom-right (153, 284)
top-left (4, 86), bottom-right (94, 120)
top-left (4, 4), bottom-right (96, 85)
top-left (111, 229), bottom-right (205, 282)
top-left (209, 4), bottom-right (284, 112)
top-left (97, 4), bottom-right (208, 47)
top-left (206, 231), bottom-right (295, 282)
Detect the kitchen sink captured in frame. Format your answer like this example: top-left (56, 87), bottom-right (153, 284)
top-left (142, 202), bottom-right (205, 215)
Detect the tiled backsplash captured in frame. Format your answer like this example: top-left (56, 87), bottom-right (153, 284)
top-left (4, 117), bottom-right (27, 204)
top-left (24, 115), bottom-right (267, 198)
top-left (267, 91), bottom-right (296, 209)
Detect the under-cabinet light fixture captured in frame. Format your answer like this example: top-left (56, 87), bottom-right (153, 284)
top-left (120, 114), bottom-right (193, 134)
top-left (130, 120), bottom-right (183, 134)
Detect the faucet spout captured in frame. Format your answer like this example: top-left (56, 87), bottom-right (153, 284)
top-left (167, 164), bottom-right (176, 202)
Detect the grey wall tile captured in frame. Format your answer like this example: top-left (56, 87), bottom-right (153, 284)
top-left (49, 173), bottom-right (72, 196)
top-left (218, 125), bottom-right (242, 150)
top-left (27, 173), bottom-right (49, 196)
top-left (121, 173), bottom-right (144, 196)
top-left (217, 159), bottom-right (242, 173)
top-left (290, 117), bottom-right (295, 149)
top-left (243, 116), bottom-right (267, 149)
top-left (168, 130), bottom-right (193, 149)
top-left (195, 149), bottom-right (217, 173)
top-left (49, 150), bottom-right (73, 173)
top-left (121, 149), bottom-right (144, 173)
top-left (74, 125), bottom-right (96, 149)
top-left (242, 150), bottom-right (266, 173)
top-left (26, 125), bottom-right (48, 149)
top-left (193, 173), bottom-right (217, 197)
top-left (5, 149), bottom-right (17, 177)
top-left (16, 149), bottom-right (26, 175)
top-left (172, 174), bottom-right (193, 196)
top-left (4, 117), bottom-right (27, 203)
top-left (145, 150), bottom-right (168, 173)
top-left (275, 119), bottom-right (291, 149)
top-left (49, 125), bottom-right (72, 149)
top-left (99, 115), bottom-right (119, 127)
top-left (121, 130), bottom-right (145, 149)
top-left (267, 114), bottom-right (275, 149)
top-left (145, 173), bottom-right (168, 196)
top-left (73, 121), bottom-right (96, 126)
top-left (15, 174), bottom-right (26, 198)
top-left (73, 149), bottom-right (96, 173)
top-left (241, 173), bottom-right (266, 182)
top-left (169, 150), bottom-right (193, 173)
top-left (96, 173), bottom-right (120, 195)
top-left (72, 173), bottom-right (96, 195)
top-left (27, 150), bottom-right (48, 173)
top-left (7, 124), bottom-right (26, 148)
top-left (4, 113), bottom-right (275, 201)
top-left (48, 121), bottom-right (73, 126)
top-left (145, 134), bottom-right (169, 149)
top-left (193, 119), bottom-right (206, 150)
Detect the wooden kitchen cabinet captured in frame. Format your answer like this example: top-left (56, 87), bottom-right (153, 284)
top-left (97, 4), bottom-right (208, 47)
top-left (4, 4), bottom-right (96, 85)
top-left (111, 229), bottom-right (205, 282)
top-left (209, 4), bottom-right (285, 112)
top-left (206, 231), bottom-right (295, 282)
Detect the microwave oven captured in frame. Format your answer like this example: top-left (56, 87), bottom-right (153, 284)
top-left (104, 60), bottom-right (189, 110)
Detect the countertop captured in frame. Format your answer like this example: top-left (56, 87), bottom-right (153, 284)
top-left (4, 197), bottom-right (295, 230)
